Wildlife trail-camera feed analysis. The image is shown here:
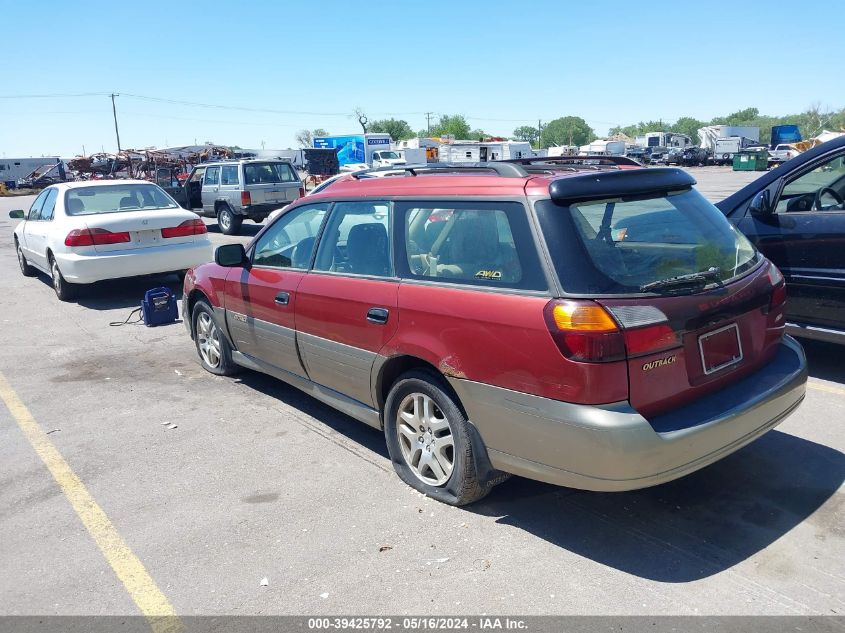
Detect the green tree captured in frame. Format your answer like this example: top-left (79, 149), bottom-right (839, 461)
top-left (469, 128), bottom-right (487, 140)
top-left (295, 128), bottom-right (330, 147)
top-left (513, 125), bottom-right (539, 144)
top-left (368, 118), bottom-right (416, 140)
top-left (430, 114), bottom-right (471, 139)
top-left (671, 117), bottom-right (706, 144)
top-left (710, 107), bottom-right (760, 126)
top-left (541, 116), bottom-right (594, 148)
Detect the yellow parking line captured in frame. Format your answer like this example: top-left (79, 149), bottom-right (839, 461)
top-left (0, 371), bottom-right (182, 633)
top-left (808, 380), bottom-right (845, 397)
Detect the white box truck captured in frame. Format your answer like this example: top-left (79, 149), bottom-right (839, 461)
top-left (313, 133), bottom-right (401, 171)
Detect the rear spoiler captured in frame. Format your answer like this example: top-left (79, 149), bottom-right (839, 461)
top-left (549, 168), bottom-right (696, 202)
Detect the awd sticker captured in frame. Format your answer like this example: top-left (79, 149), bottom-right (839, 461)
top-left (475, 270), bottom-right (502, 280)
top-left (642, 355), bottom-right (676, 372)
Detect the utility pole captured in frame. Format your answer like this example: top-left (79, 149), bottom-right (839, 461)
top-left (537, 119), bottom-right (542, 149)
top-left (425, 112), bottom-right (434, 136)
top-left (110, 94), bottom-right (122, 153)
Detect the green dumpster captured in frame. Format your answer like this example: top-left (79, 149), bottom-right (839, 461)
top-left (733, 149), bottom-right (768, 171)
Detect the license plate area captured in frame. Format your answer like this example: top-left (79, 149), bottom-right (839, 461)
top-left (698, 323), bottom-right (743, 375)
top-left (135, 229), bottom-right (162, 246)
top-left (264, 190), bottom-right (286, 202)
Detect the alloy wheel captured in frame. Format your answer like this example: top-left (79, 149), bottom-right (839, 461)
top-left (16, 244), bottom-right (26, 273)
top-left (396, 393), bottom-right (455, 486)
top-left (51, 259), bottom-right (61, 292)
top-left (218, 209), bottom-right (231, 232)
top-left (196, 312), bottom-right (222, 368)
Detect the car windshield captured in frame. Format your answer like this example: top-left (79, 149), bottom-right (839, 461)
top-left (378, 151), bottom-right (400, 160)
top-left (65, 184), bottom-right (179, 215)
top-left (535, 188), bottom-right (759, 294)
top-left (244, 162), bottom-right (298, 184)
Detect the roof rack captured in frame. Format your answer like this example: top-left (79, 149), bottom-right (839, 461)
top-left (350, 162), bottom-right (529, 179)
top-left (503, 155), bottom-right (643, 169)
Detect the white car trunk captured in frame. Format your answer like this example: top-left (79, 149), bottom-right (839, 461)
top-left (85, 210), bottom-right (198, 253)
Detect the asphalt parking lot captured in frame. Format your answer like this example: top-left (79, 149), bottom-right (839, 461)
top-left (0, 167), bottom-right (842, 618)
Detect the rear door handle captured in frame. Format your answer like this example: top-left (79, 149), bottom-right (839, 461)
top-left (366, 307), bottom-right (389, 324)
top-left (274, 292), bottom-right (290, 306)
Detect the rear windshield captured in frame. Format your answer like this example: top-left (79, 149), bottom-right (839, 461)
top-left (535, 189), bottom-right (759, 295)
top-left (65, 184), bottom-right (179, 216)
top-left (244, 162), bottom-right (298, 185)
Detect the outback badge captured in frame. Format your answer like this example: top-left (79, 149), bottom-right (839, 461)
top-left (642, 355), bottom-right (677, 372)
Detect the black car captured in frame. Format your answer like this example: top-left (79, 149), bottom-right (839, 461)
top-left (716, 135), bottom-right (845, 344)
top-left (666, 146), bottom-right (709, 167)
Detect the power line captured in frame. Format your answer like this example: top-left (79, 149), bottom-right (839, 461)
top-left (0, 92), bottom-right (109, 99)
top-left (118, 93), bottom-right (352, 117)
top-left (119, 110), bottom-right (307, 128)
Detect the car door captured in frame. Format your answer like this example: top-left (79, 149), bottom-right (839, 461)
top-left (20, 188), bottom-right (52, 269)
top-left (201, 166), bottom-right (220, 214)
top-left (222, 202), bottom-right (329, 378)
top-left (736, 151), bottom-right (845, 329)
top-left (295, 200), bottom-right (398, 407)
top-left (26, 187), bottom-right (58, 270)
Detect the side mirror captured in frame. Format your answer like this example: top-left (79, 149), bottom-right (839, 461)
top-left (749, 190), bottom-right (773, 217)
top-left (215, 243), bottom-right (249, 267)
top-left (9, 209), bottom-right (24, 219)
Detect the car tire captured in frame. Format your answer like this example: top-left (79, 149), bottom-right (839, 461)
top-left (217, 205), bottom-right (242, 236)
top-left (49, 254), bottom-right (78, 301)
top-left (15, 239), bottom-right (36, 277)
top-left (192, 301), bottom-right (240, 376)
top-left (384, 370), bottom-right (503, 506)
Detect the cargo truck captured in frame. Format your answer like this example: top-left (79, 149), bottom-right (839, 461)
top-left (313, 133), bottom-right (401, 171)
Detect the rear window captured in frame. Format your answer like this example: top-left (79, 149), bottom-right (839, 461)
top-left (65, 184), bottom-right (179, 216)
top-left (244, 162), bottom-right (298, 185)
top-left (535, 189), bottom-right (759, 295)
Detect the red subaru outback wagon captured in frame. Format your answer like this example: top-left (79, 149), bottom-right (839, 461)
top-left (183, 160), bottom-right (807, 506)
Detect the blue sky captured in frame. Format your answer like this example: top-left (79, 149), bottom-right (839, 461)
top-left (2, 0), bottom-right (844, 157)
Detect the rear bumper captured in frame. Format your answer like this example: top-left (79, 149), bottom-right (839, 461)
top-left (448, 336), bottom-right (807, 492)
top-left (56, 240), bottom-right (213, 284)
top-left (241, 203), bottom-right (287, 219)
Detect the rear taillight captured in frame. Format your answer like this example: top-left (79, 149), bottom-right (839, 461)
top-left (623, 324), bottom-right (679, 356)
top-left (544, 300), bottom-right (625, 362)
top-left (161, 219), bottom-right (208, 238)
top-left (606, 305), bottom-right (680, 358)
top-left (767, 263), bottom-right (787, 311)
top-left (545, 301), bottom-right (683, 363)
top-left (64, 228), bottom-right (131, 247)
top-left (241, 191), bottom-right (251, 206)
top-left (298, 186), bottom-right (305, 198)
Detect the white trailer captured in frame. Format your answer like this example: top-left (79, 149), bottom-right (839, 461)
top-left (698, 125), bottom-right (760, 152)
top-left (0, 157), bottom-right (63, 186)
top-left (698, 126), bottom-right (761, 165)
top-left (636, 132), bottom-right (693, 149)
top-left (579, 140), bottom-right (627, 156)
top-left (437, 140), bottom-right (533, 163)
top-left (546, 146), bottom-right (578, 157)
top-left (396, 148), bottom-right (427, 165)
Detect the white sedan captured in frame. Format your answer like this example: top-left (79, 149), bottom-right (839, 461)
top-left (10, 180), bottom-right (213, 301)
